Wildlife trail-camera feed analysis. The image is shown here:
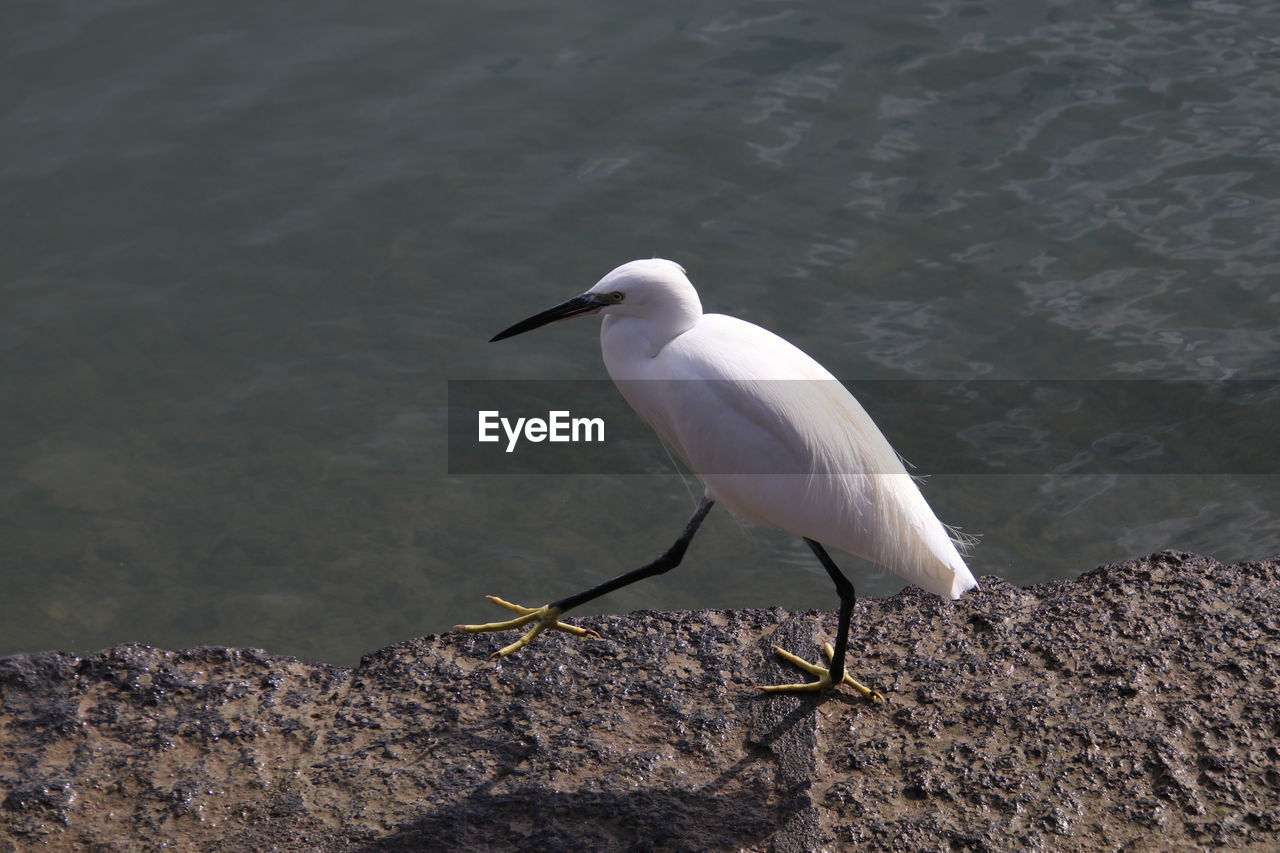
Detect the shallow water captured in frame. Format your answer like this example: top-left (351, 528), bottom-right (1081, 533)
top-left (4, 0), bottom-right (1278, 664)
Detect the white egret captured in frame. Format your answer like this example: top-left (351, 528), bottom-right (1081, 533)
top-left (458, 259), bottom-right (977, 696)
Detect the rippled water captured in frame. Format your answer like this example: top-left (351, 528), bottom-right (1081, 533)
top-left (4, 1), bottom-right (1278, 664)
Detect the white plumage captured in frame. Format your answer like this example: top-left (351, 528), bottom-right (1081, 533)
top-left (462, 257), bottom-right (977, 694)
top-left (592, 259), bottom-right (977, 600)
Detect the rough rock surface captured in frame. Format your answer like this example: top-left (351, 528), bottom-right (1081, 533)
top-left (1, 551), bottom-right (1278, 852)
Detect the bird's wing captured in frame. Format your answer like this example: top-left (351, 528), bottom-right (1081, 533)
top-left (611, 314), bottom-right (977, 598)
top-left (658, 315), bottom-right (904, 478)
top-left (609, 315), bottom-right (832, 479)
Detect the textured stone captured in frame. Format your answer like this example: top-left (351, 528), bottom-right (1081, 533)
top-left (1, 551), bottom-right (1277, 851)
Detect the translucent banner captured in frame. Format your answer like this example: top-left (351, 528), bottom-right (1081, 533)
top-left (447, 380), bottom-right (1280, 475)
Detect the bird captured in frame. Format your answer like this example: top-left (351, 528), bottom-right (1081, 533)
top-left (457, 259), bottom-right (978, 695)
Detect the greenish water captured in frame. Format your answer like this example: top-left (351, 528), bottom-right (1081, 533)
top-left (4, 1), bottom-right (1278, 664)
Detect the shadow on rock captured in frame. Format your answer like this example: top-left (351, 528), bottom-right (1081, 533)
top-left (356, 785), bottom-right (801, 853)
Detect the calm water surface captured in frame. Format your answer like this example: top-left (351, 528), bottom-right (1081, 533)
top-left (4, 1), bottom-right (1279, 664)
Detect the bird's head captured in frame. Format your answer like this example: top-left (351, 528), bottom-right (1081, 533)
top-left (490, 259), bottom-right (702, 342)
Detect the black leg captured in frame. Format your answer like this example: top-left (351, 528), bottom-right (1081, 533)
top-left (550, 496), bottom-right (715, 612)
top-left (804, 538), bottom-right (855, 685)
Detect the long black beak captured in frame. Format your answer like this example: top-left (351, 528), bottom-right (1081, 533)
top-left (490, 293), bottom-right (601, 342)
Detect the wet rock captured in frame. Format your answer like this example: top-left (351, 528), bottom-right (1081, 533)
top-left (0, 551), bottom-right (1277, 851)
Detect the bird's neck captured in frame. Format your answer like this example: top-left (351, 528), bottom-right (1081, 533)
top-left (600, 309), bottom-right (698, 365)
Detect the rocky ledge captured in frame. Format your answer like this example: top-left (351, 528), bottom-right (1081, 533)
top-left (2, 551), bottom-right (1278, 852)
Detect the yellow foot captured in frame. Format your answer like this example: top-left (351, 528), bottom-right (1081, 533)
top-left (455, 595), bottom-right (602, 659)
top-left (756, 642), bottom-right (885, 701)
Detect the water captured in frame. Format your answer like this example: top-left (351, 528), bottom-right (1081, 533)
top-left (4, 0), bottom-right (1278, 665)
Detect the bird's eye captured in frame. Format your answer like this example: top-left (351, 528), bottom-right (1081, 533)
top-left (610, 291), bottom-right (625, 303)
